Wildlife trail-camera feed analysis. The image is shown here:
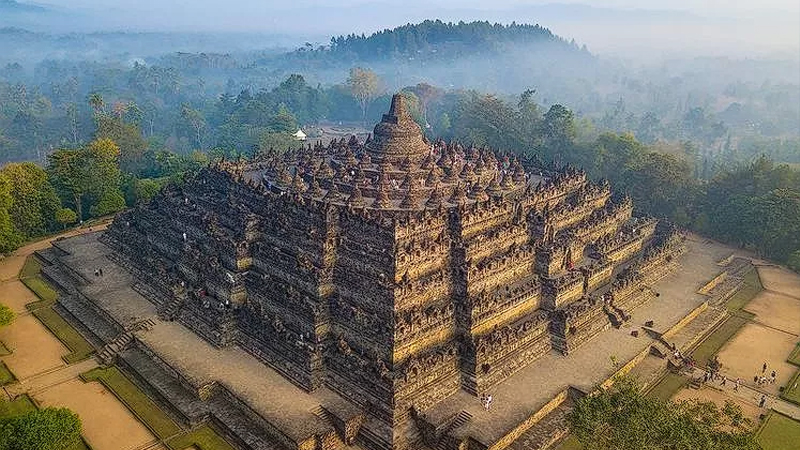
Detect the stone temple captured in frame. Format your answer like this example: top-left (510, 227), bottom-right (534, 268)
top-left (47, 94), bottom-right (697, 450)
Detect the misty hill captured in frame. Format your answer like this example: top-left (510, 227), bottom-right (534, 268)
top-left (323, 20), bottom-right (588, 61)
top-left (0, 0), bottom-right (44, 12)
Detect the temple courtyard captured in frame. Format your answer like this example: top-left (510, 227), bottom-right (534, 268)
top-left (0, 225), bottom-right (166, 450)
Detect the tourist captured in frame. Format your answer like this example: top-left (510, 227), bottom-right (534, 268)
top-left (720, 377), bottom-right (727, 387)
top-left (763, 362), bottom-right (768, 373)
top-left (94, 269), bottom-right (99, 277)
top-left (759, 395), bottom-right (766, 408)
top-left (99, 268), bottom-right (104, 277)
top-left (770, 370), bottom-right (777, 384)
top-left (734, 378), bottom-right (741, 392)
top-left (485, 395), bottom-right (493, 411)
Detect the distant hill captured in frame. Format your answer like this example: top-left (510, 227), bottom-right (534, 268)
top-left (321, 20), bottom-right (588, 61)
top-left (0, 0), bottom-right (45, 12)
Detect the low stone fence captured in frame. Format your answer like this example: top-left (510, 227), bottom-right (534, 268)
top-left (662, 301), bottom-right (709, 342)
top-left (600, 345), bottom-right (654, 390)
top-left (698, 272), bottom-right (727, 295)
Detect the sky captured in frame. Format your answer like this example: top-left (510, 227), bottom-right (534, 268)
top-left (14, 0), bottom-right (800, 57)
top-left (38, 0), bottom-right (800, 16)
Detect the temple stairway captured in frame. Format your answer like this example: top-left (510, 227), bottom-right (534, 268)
top-left (98, 318), bottom-right (157, 364)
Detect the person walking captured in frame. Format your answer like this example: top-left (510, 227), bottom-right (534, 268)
top-left (759, 395), bottom-right (767, 408)
top-left (763, 362), bottom-right (768, 373)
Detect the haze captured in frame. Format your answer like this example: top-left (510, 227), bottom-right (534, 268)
top-left (7, 0), bottom-right (800, 58)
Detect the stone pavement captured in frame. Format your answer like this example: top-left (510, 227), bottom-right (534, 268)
top-left (4, 358), bottom-right (98, 397)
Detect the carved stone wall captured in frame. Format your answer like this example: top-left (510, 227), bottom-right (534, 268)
top-left (103, 94), bottom-right (686, 450)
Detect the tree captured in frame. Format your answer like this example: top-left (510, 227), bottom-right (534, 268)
top-left (569, 378), bottom-right (760, 450)
top-left (88, 92), bottom-right (105, 115)
top-left (268, 105), bottom-right (299, 133)
top-left (0, 163), bottom-right (62, 239)
top-left (0, 303), bottom-right (13, 327)
top-left (94, 114), bottom-right (148, 175)
top-left (257, 132), bottom-right (302, 156)
top-left (347, 67), bottom-right (381, 124)
top-left (89, 190), bottom-right (126, 217)
top-left (788, 250), bottom-right (800, 273)
top-left (410, 82), bottom-right (440, 126)
top-left (181, 105), bottom-right (207, 150)
top-left (0, 407), bottom-right (81, 450)
top-left (542, 104), bottom-right (576, 158)
top-left (0, 172), bottom-right (23, 254)
top-left (47, 139), bottom-right (122, 221)
top-left (54, 208), bottom-right (77, 230)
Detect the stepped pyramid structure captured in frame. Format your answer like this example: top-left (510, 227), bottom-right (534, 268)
top-left (101, 94), bottom-right (686, 450)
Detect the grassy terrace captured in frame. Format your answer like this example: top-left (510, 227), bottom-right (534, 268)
top-left (31, 307), bottom-right (95, 363)
top-left (757, 411), bottom-right (800, 450)
top-left (690, 311), bottom-right (754, 366)
top-left (167, 425), bottom-right (238, 450)
top-left (81, 366), bottom-right (236, 450)
top-left (646, 372), bottom-right (690, 402)
top-left (690, 267), bottom-right (763, 367)
top-left (788, 344), bottom-right (800, 367)
top-left (725, 269), bottom-right (763, 312)
top-left (0, 361), bottom-right (17, 385)
top-left (19, 255), bottom-right (95, 363)
top-left (81, 366), bottom-right (182, 439)
top-left (781, 370), bottom-right (800, 406)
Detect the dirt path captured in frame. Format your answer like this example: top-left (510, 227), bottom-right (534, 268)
top-left (1, 222), bottom-right (163, 450)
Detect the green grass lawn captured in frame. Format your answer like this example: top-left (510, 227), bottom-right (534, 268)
top-left (32, 306), bottom-right (94, 363)
top-left (690, 311), bottom-right (753, 367)
top-left (20, 257), bottom-right (58, 312)
top-left (167, 425), bottom-right (238, 450)
top-left (19, 255), bottom-right (43, 280)
top-left (20, 256), bottom-right (59, 309)
top-left (0, 394), bottom-right (36, 418)
top-left (22, 276), bottom-right (59, 308)
top-left (553, 435), bottom-right (582, 450)
top-left (757, 411), bottom-right (800, 450)
top-left (725, 269), bottom-right (763, 312)
top-left (780, 370), bottom-right (800, 406)
top-left (646, 372), bottom-right (689, 401)
top-left (81, 366), bottom-right (182, 440)
top-left (788, 344), bottom-right (800, 367)
top-left (0, 361), bottom-right (17, 386)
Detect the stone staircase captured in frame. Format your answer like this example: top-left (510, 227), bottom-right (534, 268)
top-left (159, 294), bottom-right (186, 321)
top-left (508, 401), bottom-right (572, 450)
top-left (98, 318), bottom-right (157, 364)
top-left (441, 410), bottom-right (472, 437)
top-left (604, 305), bottom-right (628, 328)
top-left (311, 406), bottom-right (346, 450)
top-left (98, 332), bottom-right (135, 364)
top-left (435, 411), bottom-right (473, 450)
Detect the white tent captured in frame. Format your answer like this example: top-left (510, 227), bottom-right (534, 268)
top-left (293, 129), bottom-right (307, 141)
